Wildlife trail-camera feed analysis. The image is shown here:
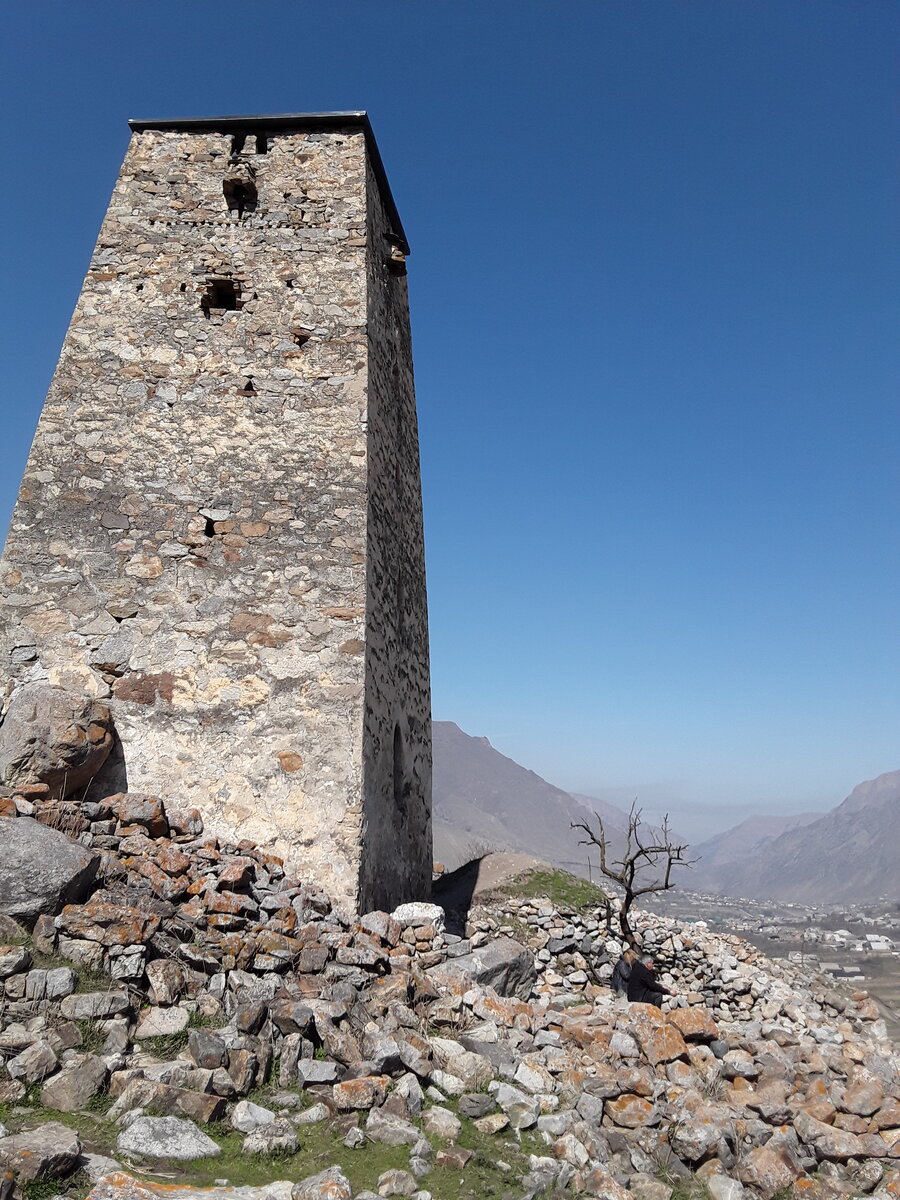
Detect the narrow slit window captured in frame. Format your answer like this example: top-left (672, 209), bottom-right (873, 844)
top-left (255, 136), bottom-right (268, 155)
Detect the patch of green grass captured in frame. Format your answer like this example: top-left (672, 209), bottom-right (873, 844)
top-left (425, 1118), bottom-right (547, 1200)
top-left (140, 1030), bottom-right (190, 1058)
top-left (31, 949), bottom-right (73, 973)
top-left (76, 1019), bottom-right (107, 1054)
top-left (502, 867), bottom-right (607, 912)
top-left (23, 1170), bottom-right (92, 1200)
top-left (171, 1125), bottom-right (414, 1193)
top-left (0, 1099), bottom-right (118, 1156)
top-left (74, 965), bottom-right (114, 994)
top-left (187, 1008), bottom-right (221, 1030)
top-left (658, 1172), bottom-right (705, 1200)
top-left (149, 1103), bottom-right (547, 1200)
top-left (86, 1089), bottom-right (114, 1115)
top-left (238, 1083), bottom-right (284, 1112)
top-left (3, 1082), bottom-right (546, 1200)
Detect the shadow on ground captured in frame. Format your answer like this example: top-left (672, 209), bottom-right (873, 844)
top-left (432, 856), bottom-right (484, 936)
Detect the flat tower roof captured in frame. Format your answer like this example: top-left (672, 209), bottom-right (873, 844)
top-left (128, 111), bottom-right (409, 254)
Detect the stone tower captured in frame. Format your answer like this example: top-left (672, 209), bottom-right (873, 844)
top-left (0, 113), bottom-right (431, 912)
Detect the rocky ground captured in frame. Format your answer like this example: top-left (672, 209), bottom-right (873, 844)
top-left (0, 785), bottom-right (898, 1200)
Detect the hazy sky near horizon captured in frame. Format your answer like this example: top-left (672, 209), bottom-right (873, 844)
top-left (1, 2), bottom-right (897, 838)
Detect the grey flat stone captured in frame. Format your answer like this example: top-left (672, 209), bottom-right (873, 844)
top-left (116, 1116), bottom-right (221, 1160)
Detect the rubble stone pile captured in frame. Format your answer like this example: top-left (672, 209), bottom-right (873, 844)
top-left (466, 894), bottom-right (887, 1027)
top-left (0, 787), bottom-right (897, 1200)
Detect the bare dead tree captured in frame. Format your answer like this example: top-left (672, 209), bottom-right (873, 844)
top-left (572, 802), bottom-right (695, 948)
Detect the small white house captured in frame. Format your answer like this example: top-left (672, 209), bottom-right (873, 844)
top-left (864, 934), bottom-right (893, 952)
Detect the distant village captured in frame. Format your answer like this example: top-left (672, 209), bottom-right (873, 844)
top-left (653, 887), bottom-right (899, 986)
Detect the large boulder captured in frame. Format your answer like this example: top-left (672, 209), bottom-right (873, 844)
top-left (7, 1039), bottom-right (58, 1083)
top-left (427, 936), bottom-right (537, 999)
top-left (666, 1007), bottom-right (719, 1042)
top-left (41, 1053), bottom-right (108, 1112)
top-left (230, 1100), bottom-right (277, 1133)
top-left (116, 1116), bottom-right (220, 1161)
top-left (0, 684), bottom-right (113, 799)
top-left (292, 1168), bottom-right (352, 1200)
top-left (242, 1120), bottom-right (298, 1156)
top-left (0, 1121), bottom-right (82, 1180)
top-left (0, 816), bottom-right (99, 924)
top-left (87, 1177), bottom-right (295, 1200)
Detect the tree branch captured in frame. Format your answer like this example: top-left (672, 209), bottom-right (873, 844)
top-left (572, 802), bottom-right (695, 946)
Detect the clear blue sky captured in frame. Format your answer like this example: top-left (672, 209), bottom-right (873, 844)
top-left (1, 2), bottom-right (897, 838)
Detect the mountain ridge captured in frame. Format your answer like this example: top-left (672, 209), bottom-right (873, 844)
top-left (432, 721), bottom-right (898, 904)
top-left (431, 720), bottom-right (608, 877)
top-left (432, 722), bottom-right (684, 889)
top-left (687, 770), bottom-right (900, 903)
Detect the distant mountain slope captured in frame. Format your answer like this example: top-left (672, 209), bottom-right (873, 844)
top-left (690, 770), bottom-right (900, 903)
top-left (431, 722), bottom-right (604, 875)
top-left (569, 792), bottom-right (632, 833)
top-left (431, 722), bottom-right (677, 889)
top-left (690, 812), bottom-right (822, 893)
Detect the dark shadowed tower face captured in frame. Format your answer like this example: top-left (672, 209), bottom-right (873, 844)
top-left (0, 113), bottom-right (432, 912)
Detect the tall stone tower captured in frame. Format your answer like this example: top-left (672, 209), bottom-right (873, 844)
top-left (0, 113), bottom-right (431, 912)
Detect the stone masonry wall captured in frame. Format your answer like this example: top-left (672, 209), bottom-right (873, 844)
top-left (358, 157), bottom-right (432, 912)
top-left (0, 120), bottom-right (431, 911)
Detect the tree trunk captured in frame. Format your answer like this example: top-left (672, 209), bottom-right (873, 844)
top-left (619, 893), bottom-right (639, 949)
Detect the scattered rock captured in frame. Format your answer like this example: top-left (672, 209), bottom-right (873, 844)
top-left (40, 1052), bottom-right (108, 1111)
top-left (292, 1166), bottom-right (353, 1200)
top-left (376, 1168), bottom-right (418, 1197)
top-left (0, 816), bottom-right (99, 924)
top-left (61, 990), bottom-right (130, 1019)
top-left (422, 1105), bottom-right (461, 1141)
top-left (116, 1116), bottom-right (221, 1160)
top-left (0, 685), bottom-right (113, 800)
top-left (79, 1153), bottom-right (123, 1183)
top-left (231, 1100), bottom-right (278, 1132)
top-left (365, 1107), bottom-right (420, 1146)
top-left (333, 1075), bottom-right (389, 1111)
top-left (7, 1038), bottom-right (58, 1083)
top-left (428, 935), bottom-right (537, 998)
top-left (242, 1119), bottom-right (298, 1155)
top-left (490, 1081), bottom-right (540, 1129)
top-left (134, 1006), bottom-right (189, 1039)
top-left (0, 1121), bottom-right (82, 1180)
top-left (474, 1112), bottom-right (509, 1134)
